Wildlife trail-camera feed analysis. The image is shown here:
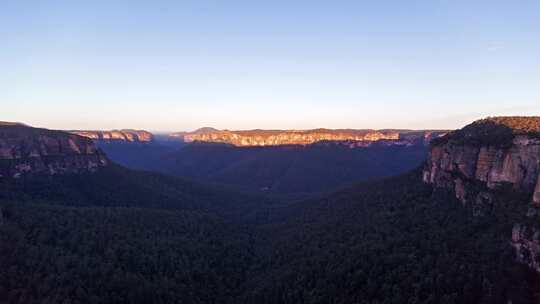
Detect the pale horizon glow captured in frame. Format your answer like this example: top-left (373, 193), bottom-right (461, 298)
top-left (2, 1), bottom-right (540, 132)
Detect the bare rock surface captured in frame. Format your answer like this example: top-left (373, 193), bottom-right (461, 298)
top-left (70, 130), bottom-right (154, 142)
top-left (423, 117), bottom-right (540, 272)
top-left (172, 128), bottom-right (445, 147)
top-left (0, 123), bottom-right (108, 178)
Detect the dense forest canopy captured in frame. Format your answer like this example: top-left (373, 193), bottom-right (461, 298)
top-left (1, 117), bottom-right (540, 303)
top-left (1, 168), bottom-right (539, 303)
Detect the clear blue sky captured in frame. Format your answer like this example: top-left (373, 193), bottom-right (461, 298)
top-left (2, 0), bottom-right (539, 131)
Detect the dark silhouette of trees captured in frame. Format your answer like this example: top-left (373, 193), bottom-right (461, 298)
top-left (1, 167), bottom-right (539, 303)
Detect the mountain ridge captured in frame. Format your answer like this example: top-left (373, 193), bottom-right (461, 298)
top-left (0, 124), bottom-right (108, 178)
top-left (1, 117), bottom-right (539, 303)
top-left (170, 128), bottom-right (447, 147)
top-left (70, 129), bottom-right (154, 142)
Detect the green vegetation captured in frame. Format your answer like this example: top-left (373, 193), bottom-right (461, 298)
top-left (0, 164), bottom-right (276, 218)
top-left (0, 124), bottom-right (77, 139)
top-left (0, 165), bottom-right (272, 303)
top-left (1, 167), bottom-right (539, 303)
top-left (484, 117), bottom-right (540, 134)
top-left (159, 142), bottom-right (428, 193)
top-left (243, 171), bottom-right (539, 303)
top-left (0, 203), bottom-right (256, 304)
top-left (432, 116), bottom-right (540, 148)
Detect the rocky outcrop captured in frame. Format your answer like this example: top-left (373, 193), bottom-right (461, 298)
top-left (423, 117), bottom-right (540, 272)
top-left (174, 128), bottom-right (445, 147)
top-left (512, 223), bottom-right (540, 272)
top-left (423, 135), bottom-right (540, 204)
top-left (70, 130), bottom-right (154, 142)
top-left (184, 129), bottom-right (399, 146)
top-left (0, 124), bottom-right (108, 178)
top-left (534, 177), bottom-right (540, 204)
top-left (423, 117), bottom-right (540, 205)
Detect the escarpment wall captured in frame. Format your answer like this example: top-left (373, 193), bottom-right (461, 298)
top-left (183, 130), bottom-right (400, 146)
top-left (423, 135), bottom-right (540, 205)
top-left (0, 126), bottom-right (108, 178)
top-left (70, 130), bottom-right (154, 142)
top-left (423, 122), bottom-right (540, 272)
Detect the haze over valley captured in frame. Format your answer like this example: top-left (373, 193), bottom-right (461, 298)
top-left (2, 117), bottom-right (540, 303)
top-left (66, 127), bottom-right (445, 194)
top-left (2, 1), bottom-right (540, 303)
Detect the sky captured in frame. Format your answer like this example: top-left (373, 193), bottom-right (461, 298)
top-left (1, 0), bottom-right (540, 132)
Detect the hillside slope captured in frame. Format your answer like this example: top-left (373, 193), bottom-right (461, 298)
top-left (239, 170), bottom-right (540, 303)
top-left (424, 116), bottom-right (540, 274)
top-left (2, 119), bottom-right (539, 303)
top-left (0, 124), bottom-right (108, 178)
top-left (0, 122), bottom-right (274, 216)
top-left (160, 141), bottom-right (429, 194)
top-left (0, 123), bottom-right (270, 304)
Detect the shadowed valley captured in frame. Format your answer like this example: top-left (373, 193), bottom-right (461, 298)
top-left (1, 118), bottom-right (540, 303)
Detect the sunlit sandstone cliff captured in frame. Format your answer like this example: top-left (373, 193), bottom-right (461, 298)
top-left (0, 123), bottom-right (108, 178)
top-left (70, 130), bottom-right (154, 142)
top-left (423, 117), bottom-right (540, 271)
top-left (173, 128), bottom-right (444, 147)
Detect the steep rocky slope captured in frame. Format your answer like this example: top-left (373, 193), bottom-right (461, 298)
top-left (70, 129), bottom-right (154, 142)
top-left (183, 129), bottom-right (399, 146)
top-left (2, 120), bottom-right (539, 303)
top-left (171, 128), bottom-right (444, 147)
top-left (0, 123), bottom-right (108, 178)
top-left (423, 116), bottom-right (540, 272)
top-left (423, 117), bottom-right (540, 205)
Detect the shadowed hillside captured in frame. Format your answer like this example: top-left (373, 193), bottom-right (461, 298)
top-left (1, 119), bottom-right (539, 303)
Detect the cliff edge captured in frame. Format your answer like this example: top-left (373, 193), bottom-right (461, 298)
top-left (423, 117), bottom-right (540, 206)
top-left (0, 123), bottom-right (108, 178)
top-left (70, 130), bottom-right (154, 142)
top-left (172, 128), bottom-right (445, 147)
top-left (423, 116), bottom-right (540, 271)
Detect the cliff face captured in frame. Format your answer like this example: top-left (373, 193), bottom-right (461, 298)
top-left (423, 135), bottom-right (540, 205)
top-left (535, 178), bottom-right (540, 203)
top-left (70, 130), bottom-right (154, 142)
top-left (423, 117), bottom-right (540, 271)
top-left (0, 124), bottom-right (108, 178)
top-left (423, 117), bottom-right (540, 205)
top-left (176, 128), bottom-right (443, 147)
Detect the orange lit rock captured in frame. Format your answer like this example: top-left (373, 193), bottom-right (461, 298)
top-left (183, 129), bottom-right (401, 146)
top-left (70, 130), bottom-right (154, 142)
